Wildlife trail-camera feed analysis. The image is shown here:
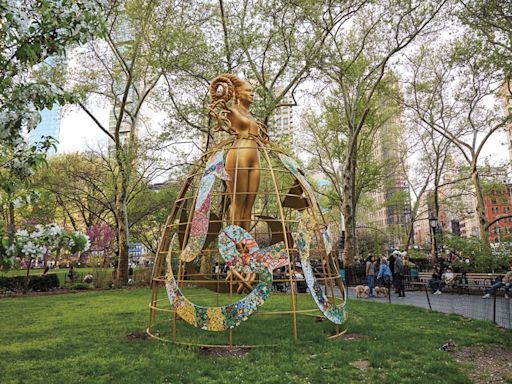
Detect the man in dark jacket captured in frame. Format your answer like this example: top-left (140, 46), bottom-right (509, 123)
top-left (388, 251), bottom-right (396, 278)
top-left (394, 252), bottom-right (405, 297)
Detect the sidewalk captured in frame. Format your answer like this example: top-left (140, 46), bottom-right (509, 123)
top-left (346, 287), bottom-right (512, 329)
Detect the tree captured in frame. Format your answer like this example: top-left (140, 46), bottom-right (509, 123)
top-left (161, 0), bottom-right (367, 150)
top-left (0, 0), bottom-right (105, 143)
top-left (128, 182), bottom-right (178, 256)
top-left (403, 41), bottom-right (511, 243)
top-left (0, 138), bottom-right (54, 241)
top-left (317, 0), bottom-right (448, 263)
top-left (67, 0), bottom-right (203, 283)
top-left (458, 0), bottom-right (512, 88)
top-left (87, 224), bottom-right (116, 267)
top-left (302, 74), bottom-right (402, 231)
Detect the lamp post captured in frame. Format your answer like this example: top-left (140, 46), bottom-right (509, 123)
top-left (429, 215), bottom-right (438, 264)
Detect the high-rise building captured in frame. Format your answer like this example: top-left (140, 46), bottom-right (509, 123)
top-left (269, 88), bottom-right (294, 148)
top-left (360, 110), bottom-right (411, 248)
top-left (29, 56), bottom-right (62, 153)
top-left (29, 105), bottom-right (61, 150)
top-left (108, 14), bottom-right (137, 153)
top-left (500, 83), bottom-right (512, 163)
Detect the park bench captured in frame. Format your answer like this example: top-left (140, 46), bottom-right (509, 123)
top-left (415, 271), bottom-right (503, 294)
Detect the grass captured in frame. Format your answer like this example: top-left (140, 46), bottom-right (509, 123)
top-left (0, 288), bottom-right (510, 384)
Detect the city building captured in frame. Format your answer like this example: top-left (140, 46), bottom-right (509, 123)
top-left (360, 106), bottom-right (411, 248)
top-left (500, 83), bottom-right (512, 163)
top-left (29, 106), bottom-right (62, 151)
top-left (268, 88), bottom-right (294, 148)
top-left (29, 56), bottom-right (63, 153)
top-left (107, 14), bottom-right (138, 153)
top-left (484, 183), bottom-right (512, 243)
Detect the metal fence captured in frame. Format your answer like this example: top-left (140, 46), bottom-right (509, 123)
top-left (346, 283), bottom-right (512, 329)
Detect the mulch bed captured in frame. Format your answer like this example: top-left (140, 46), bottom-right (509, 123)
top-left (126, 331), bottom-right (151, 341)
top-left (199, 346), bottom-right (251, 358)
top-left (452, 345), bottom-right (512, 383)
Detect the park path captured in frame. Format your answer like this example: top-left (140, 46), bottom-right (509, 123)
top-left (346, 287), bottom-right (512, 329)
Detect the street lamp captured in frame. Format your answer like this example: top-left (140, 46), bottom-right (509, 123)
top-left (429, 215), bottom-right (438, 264)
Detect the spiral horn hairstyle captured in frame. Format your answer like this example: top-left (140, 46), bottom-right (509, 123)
top-left (210, 75), bottom-right (234, 103)
top-left (208, 74), bottom-right (245, 135)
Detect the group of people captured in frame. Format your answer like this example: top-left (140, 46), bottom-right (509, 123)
top-left (365, 250), bottom-right (407, 298)
top-left (428, 265), bottom-right (457, 295)
top-left (429, 260), bottom-right (512, 298)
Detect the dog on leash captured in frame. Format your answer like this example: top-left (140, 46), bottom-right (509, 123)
top-left (375, 286), bottom-right (389, 297)
top-left (355, 285), bottom-right (370, 298)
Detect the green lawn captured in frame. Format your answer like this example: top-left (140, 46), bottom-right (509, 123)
top-left (0, 288), bottom-right (510, 384)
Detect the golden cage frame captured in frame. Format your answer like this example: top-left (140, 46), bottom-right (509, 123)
top-left (147, 136), bottom-right (347, 347)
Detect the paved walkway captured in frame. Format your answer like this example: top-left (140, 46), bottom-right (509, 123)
top-left (346, 287), bottom-right (512, 329)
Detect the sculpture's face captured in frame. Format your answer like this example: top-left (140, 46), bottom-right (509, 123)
top-left (238, 81), bottom-right (254, 104)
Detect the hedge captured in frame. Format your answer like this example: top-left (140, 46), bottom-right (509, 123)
top-left (0, 273), bottom-right (60, 292)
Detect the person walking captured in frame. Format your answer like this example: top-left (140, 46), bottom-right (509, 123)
top-left (394, 252), bottom-right (405, 297)
top-left (377, 259), bottom-right (393, 289)
top-left (366, 255), bottom-right (376, 298)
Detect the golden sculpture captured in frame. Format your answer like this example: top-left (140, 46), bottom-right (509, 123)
top-left (147, 73), bottom-right (347, 347)
top-left (209, 74), bottom-right (267, 231)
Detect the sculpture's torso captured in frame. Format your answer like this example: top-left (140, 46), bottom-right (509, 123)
top-left (225, 105), bottom-right (261, 230)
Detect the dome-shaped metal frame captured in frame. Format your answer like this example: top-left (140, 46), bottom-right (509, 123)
top-left (147, 136), bottom-right (347, 347)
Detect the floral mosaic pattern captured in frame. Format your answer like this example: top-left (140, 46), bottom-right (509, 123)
top-left (166, 226), bottom-right (288, 331)
top-left (278, 153), bottom-right (347, 325)
top-left (180, 150), bottom-right (230, 262)
top-left (219, 225), bottom-right (289, 274)
top-left (323, 225), bottom-right (333, 256)
top-left (294, 213), bottom-right (347, 325)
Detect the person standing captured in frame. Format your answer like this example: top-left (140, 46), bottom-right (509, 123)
top-left (394, 252), bottom-right (405, 297)
top-left (389, 251), bottom-right (396, 278)
top-left (377, 259), bottom-right (393, 289)
top-left (366, 255), bottom-right (376, 298)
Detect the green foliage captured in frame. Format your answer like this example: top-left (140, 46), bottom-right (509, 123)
top-left (0, 273), bottom-right (59, 292)
top-left (128, 182), bottom-right (178, 254)
top-left (67, 231), bottom-right (89, 254)
top-left (457, 0), bottom-right (512, 77)
top-left (443, 234), bottom-right (510, 272)
top-left (0, 0), bottom-right (106, 142)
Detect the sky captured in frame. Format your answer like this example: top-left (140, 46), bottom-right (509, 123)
top-left (56, 97), bottom-right (511, 167)
top-left (58, 105), bottom-right (109, 153)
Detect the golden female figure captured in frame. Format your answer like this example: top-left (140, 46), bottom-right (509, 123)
top-left (209, 74), bottom-right (266, 231)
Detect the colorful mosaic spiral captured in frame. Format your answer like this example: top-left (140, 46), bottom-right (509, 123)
top-left (278, 154), bottom-right (347, 324)
top-left (166, 226), bottom-right (288, 331)
top-left (180, 150), bottom-right (230, 262)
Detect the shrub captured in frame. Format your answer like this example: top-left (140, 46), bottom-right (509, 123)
top-left (70, 283), bottom-right (90, 290)
top-left (0, 273), bottom-right (60, 292)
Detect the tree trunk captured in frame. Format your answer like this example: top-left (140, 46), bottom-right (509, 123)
top-left (471, 166), bottom-right (490, 244)
top-left (23, 257), bottom-right (33, 295)
top-left (116, 195), bottom-right (130, 284)
top-left (342, 153), bottom-right (358, 265)
top-left (404, 223), bottom-right (414, 252)
top-left (7, 200), bottom-right (15, 242)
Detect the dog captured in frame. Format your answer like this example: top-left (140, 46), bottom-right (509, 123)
top-left (355, 285), bottom-right (370, 298)
top-left (375, 286), bottom-right (389, 297)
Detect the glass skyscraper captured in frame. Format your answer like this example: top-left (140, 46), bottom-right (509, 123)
top-left (29, 56), bottom-right (62, 153)
top-left (29, 105), bottom-right (61, 151)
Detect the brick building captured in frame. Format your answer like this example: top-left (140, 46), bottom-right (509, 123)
top-left (485, 184), bottom-right (512, 243)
